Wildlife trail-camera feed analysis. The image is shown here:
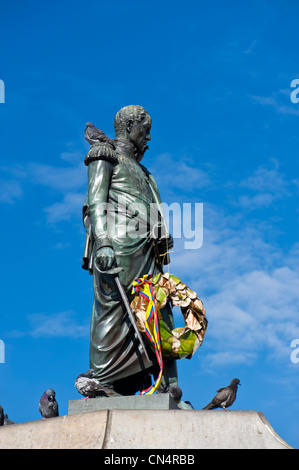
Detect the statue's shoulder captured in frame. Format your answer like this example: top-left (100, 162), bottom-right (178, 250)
top-left (138, 162), bottom-right (161, 200)
top-left (139, 163), bottom-right (159, 186)
top-left (138, 162), bottom-right (152, 178)
top-left (84, 142), bottom-right (118, 166)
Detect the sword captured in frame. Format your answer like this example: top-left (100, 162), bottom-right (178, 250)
top-left (94, 262), bottom-right (151, 363)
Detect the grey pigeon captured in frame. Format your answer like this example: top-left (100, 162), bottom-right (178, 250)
top-left (3, 414), bottom-right (15, 425)
top-left (184, 400), bottom-right (194, 409)
top-left (202, 378), bottom-right (241, 410)
top-left (75, 369), bottom-right (120, 398)
top-left (165, 384), bottom-right (182, 404)
top-left (0, 405), bottom-right (4, 426)
top-left (84, 122), bottom-right (114, 146)
top-left (39, 389), bottom-right (59, 419)
top-left (1, 405), bottom-right (15, 425)
top-left (166, 385), bottom-right (194, 410)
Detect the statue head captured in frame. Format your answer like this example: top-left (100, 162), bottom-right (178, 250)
top-left (114, 105), bottom-right (152, 160)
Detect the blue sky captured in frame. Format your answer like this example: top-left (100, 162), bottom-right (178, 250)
top-left (0, 0), bottom-right (299, 448)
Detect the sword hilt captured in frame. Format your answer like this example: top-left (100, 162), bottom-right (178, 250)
top-left (94, 262), bottom-right (123, 275)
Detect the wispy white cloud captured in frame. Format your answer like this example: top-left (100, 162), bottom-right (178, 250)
top-left (51, 242), bottom-right (71, 250)
top-left (205, 351), bottom-right (258, 368)
top-left (0, 149), bottom-right (87, 223)
top-left (170, 202), bottom-right (299, 368)
top-left (243, 39), bottom-right (258, 55)
top-left (234, 160), bottom-right (292, 209)
top-left (44, 191), bottom-right (85, 223)
top-left (28, 161), bottom-right (86, 192)
top-left (149, 153), bottom-right (212, 196)
top-left (0, 178), bottom-right (23, 204)
top-left (8, 310), bottom-right (89, 339)
top-left (240, 160), bottom-right (287, 193)
top-left (60, 150), bottom-right (84, 164)
top-left (204, 266), bottom-right (299, 360)
top-left (237, 192), bottom-right (275, 208)
top-left (252, 92), bottom-right (299, 116)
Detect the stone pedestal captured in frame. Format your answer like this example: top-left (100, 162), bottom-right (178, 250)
top-left (0, 397), bottom-right (293, 449)
top-left (68, 394), bottom-right (179, 415)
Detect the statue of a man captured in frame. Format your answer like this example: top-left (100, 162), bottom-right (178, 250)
top-left (81, 105), bottom-right (183, 400)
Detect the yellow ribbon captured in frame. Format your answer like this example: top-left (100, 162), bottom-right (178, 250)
top-left (132, 274), bottom-right (163, 395)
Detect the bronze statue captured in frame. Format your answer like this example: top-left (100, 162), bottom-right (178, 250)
top-left (78, 105), bottom-right (193, 406)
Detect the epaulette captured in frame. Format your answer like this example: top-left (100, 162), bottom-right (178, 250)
top-left (84, 142), bottom-right (118, 166)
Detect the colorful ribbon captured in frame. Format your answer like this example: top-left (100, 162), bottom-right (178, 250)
top-left (132, 273), bottom-right (163, 395)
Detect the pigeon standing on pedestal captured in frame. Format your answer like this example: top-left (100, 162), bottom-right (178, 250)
top-left (0, 405), bottom-right (4, 426)
top-left (165, 384), bottom-right (183, 404)
top-left (75, 369), bottom-right (121, 398)
top-left (4, 414), bottom-right (15, 425)
top-left (202, 378), bottom-right (241, 410)
top-left (0, 405), bottom-right (15, 425)
top-left (165, 385), bottom-right (194, 410)
top-left (39, 389), bottom-right (59, 419)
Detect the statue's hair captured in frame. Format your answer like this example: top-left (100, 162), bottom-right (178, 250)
top-left (114, 105), bottom-right (149, 137)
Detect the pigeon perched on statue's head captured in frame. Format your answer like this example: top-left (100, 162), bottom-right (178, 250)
top-left (202, 378), bottom-right (241, 411)
top-left (39, 388), bottom-right (59, 419)
top-left (84, 122), bottom-right (115, 146)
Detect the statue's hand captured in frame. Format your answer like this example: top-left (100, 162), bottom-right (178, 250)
top-left (95, 246), bottom-right (115, 271)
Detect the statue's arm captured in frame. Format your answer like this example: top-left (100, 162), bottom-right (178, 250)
top-left (87, 160), bottom-right (115, 270)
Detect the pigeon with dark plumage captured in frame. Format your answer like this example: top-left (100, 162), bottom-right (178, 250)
top-left (75, 369), bottom-right (121, 398)
top-left (202, 378), bottom-right (241, 410)
top-left (0, 405), bottom-right (15, 425)
top-left (3, 414), bottom-right (15, 425)
top-left (39, 389), bottom-right (59, 419)
top-left (0, 405), bottom-right (4, 426)
top-left (165, 384), bottom-right (183, 404)
top-left (84, 122), bottom-right (114, 146)
top-left (165, 385), bottom-right (194, 410)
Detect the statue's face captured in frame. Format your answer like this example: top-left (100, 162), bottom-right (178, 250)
top-left (128, 114), bottom-right (152, 155)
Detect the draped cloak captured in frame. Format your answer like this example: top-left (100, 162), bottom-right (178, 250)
top-left (82, 143), bottom-right (177, 387)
